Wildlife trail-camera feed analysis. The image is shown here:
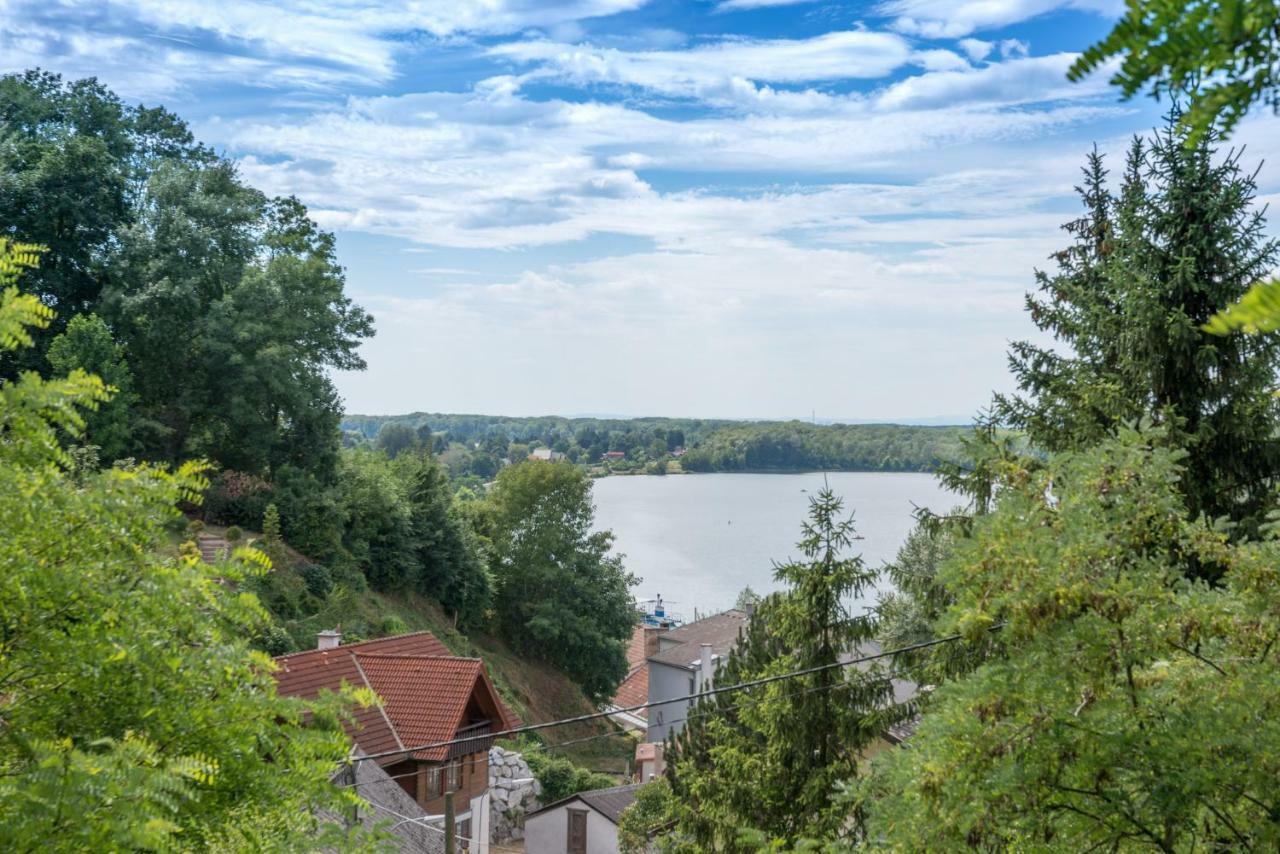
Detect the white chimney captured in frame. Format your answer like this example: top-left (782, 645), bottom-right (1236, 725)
top-left (316, 628), bottom-right (342, 650)
top-left (698, 642), bottom-right (715, 690)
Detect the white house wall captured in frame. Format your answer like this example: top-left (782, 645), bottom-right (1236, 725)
top-left (524, 805), bottom-right (620, 854)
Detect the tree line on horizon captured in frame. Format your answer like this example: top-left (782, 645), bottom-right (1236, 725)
top-left (344, 411), bottom-right (975, 478)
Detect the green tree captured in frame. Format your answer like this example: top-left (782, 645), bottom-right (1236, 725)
top-left (663, 489), bottom-right (897, 849)
top-left (400, 451), bottom-right (491, 627)
top-left (864, 427), bottom-right (1280, 850)
top-left (1, 71), bottom-right (373, 484)
top-left (374, 422), bottom-right (418, 459)
top-left (618, 778), bottom-right (685, 854)
top-left (485, 461), bottom-right (637, 701)
top-left (997, 120), bottom-right (1280, 539)
top-left (45, 313), bottom-right (136, 458)
top-left (0, 241), bottom-right (374, 851)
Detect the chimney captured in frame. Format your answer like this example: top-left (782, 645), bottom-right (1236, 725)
top-left (316, 628), bottom-right (342, 650)
top-left (698, 642), bottom-right (715, 690)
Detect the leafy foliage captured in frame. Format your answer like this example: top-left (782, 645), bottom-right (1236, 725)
top-left (518, 741), bottom-right (617, 804)
top-left (0, 242), bottom-right (375, 851)
top-left (485, 461), bottom-right (637, 702)
top-left (1071, 0), bottom-right (1280, 143)
top-left (1, 70), bottom-right (373, 481)
top-left (864, 428), bottom-right (1280, 850)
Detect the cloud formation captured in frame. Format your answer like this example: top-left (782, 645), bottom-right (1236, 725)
top-left (880, 0), bottom-right (1120, 38)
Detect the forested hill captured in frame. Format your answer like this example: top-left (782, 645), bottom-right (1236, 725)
top-left (342, 412), bottom-right (972, 473)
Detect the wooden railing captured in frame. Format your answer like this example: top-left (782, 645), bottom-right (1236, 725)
top-left (447, 720), bottom-right (494, 759)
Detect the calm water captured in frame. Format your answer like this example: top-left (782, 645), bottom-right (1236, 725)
top-left (591, 472), bottom-right (958, 618)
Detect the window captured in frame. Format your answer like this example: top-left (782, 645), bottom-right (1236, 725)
top-left (446, 761), bottom-right (461, 793)
top-left (689, 676), bottom-right (696, 694)
top-left (459, 817), bottom-right (472, 851)
top-left (424, 766), bottom-right (442, 800)
top-left (567, 809), bottom-right (588, 854)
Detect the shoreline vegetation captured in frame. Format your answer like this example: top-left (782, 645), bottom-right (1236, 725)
top-left (341, 413), bottom-right (982, 480)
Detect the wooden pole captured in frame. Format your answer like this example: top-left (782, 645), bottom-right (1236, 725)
top-left (444, 790), bottom-right (456, 854)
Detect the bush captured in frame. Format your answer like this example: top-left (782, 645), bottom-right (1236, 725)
top-left (255, 625), bottom-right (296, 656)
top-left (299, 563), bottom-right (333, 599)
top-left (379, 614), bottom-right (409, 636)
top-left (521, 742), bottom-right (616, 803)
top-left (204, 470), bottom-right (274, 528)
top-left (225, 526), bottom-right (243, 543)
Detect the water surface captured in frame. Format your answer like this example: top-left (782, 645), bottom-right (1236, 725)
top-left (591, 472), bottom-right (958, 618)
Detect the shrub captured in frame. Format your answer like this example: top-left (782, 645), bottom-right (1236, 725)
top-left (225, 526), bottom-right (243, 543)
top-left (299, 563), bottom-right (333, 599)
top-left (520, 741), bottom-right (616, 803)
top-left (379, 614), bottom-right (409, 636)
top-left (204, 470), bottom-right (274, 528)
top-left (255, 625), bottom-right (296, 656)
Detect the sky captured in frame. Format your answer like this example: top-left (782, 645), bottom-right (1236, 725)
top-left (5, 0), bottom-right (1279, 422)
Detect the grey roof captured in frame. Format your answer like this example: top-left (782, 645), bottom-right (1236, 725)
top-left (320, 753), bottom-right (445, 853)
top-left (579, 784), bottom-right (643, 823)
top-left (648, 609), bottom-right (750, 670)
top-left (529, 784), bottom-right (642, 825)
top-left (841, 639), bottom-right (919, 706)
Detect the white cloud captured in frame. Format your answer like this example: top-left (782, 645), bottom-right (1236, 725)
top-left (218, 62), bottom-right (1123, 255)
top-left (0, 0), bottom-right (652, 94)
top-left (879, 0), bottom-right (1120, 38)
top-left (715, 0), bottom-right (820, 10)
top-left (876, 53), bottom-right (1107, 110)
top-left (957, 38), bottom-right (992, 61)
top-left (999, 38), bottom-right (1030, 58)
top-left (490, 30), bottom-right (920, 100)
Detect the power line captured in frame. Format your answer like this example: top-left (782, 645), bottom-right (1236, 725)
top-left (351, 627), bottom-right (1002, 766)
top-left (339, 661), bottom-right (935, 794)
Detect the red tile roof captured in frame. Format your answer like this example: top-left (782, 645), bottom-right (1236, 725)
top-left (610, 625), bottom-right (661, 717)
top-left (273, 632), bottom-right (519, 764)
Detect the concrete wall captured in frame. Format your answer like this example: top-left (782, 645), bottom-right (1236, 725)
top-left (524, 804), bottom-right (619, 854)
top-left (646, 661), bottom-right (696, 743)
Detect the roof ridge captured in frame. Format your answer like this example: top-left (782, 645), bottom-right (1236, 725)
top-left (273, 630), bottom-right (444, 660)
top-left (354, 653), bottom-right (482, 663)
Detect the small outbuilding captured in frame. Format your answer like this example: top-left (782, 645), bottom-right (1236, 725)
top-left (523, 784), bottom-right (640, 854)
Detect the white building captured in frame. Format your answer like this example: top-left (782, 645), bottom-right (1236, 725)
top-left (523, 784), bottom-right (641, 854)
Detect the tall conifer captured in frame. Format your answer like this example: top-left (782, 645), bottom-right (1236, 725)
top-left (999, 117), bottom-right (1280, 539)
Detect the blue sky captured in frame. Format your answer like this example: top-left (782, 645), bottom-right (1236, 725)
top-left (5, 0), bottom-right (1279, 421)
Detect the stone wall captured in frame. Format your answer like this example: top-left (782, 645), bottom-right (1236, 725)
top-left (488, 746), bottom-right (541, 843)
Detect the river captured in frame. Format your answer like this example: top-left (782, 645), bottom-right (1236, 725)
top-left (591, 472), bottom-right (958, 618)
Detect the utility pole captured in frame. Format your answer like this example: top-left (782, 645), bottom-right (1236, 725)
top-left (444, 791), bottom-right (456, 854)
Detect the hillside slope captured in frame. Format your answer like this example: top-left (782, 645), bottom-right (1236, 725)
top-left (185, 522), bottom-right (634, 774)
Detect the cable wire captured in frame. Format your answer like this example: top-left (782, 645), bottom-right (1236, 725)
top-left (350, 627), bottom-right (1001, 766)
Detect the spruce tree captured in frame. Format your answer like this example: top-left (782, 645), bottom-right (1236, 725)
top-left (663, 488), bottom-right (899, 849)
top-left (999, 117), bottom-right (1280, 537)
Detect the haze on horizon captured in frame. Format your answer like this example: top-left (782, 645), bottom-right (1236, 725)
top-left (7, 0), bottom-right (1279, 421)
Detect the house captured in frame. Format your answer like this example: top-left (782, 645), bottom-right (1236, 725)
top-left (523, 784), bottom-right (641, 854)
top-left (644, 609), bottom-right (750, 743)
top-left (274, 630), bottom-right (520, 853)
top-left (606, 602), bottom-right (677, 732)
top-left (528, 447), bottom-right (566, 462)
top-left (601, 450), bottom-right (626, 462)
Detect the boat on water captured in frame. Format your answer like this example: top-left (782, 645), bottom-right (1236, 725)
top-left (635, 593), bottom-right (682, 629)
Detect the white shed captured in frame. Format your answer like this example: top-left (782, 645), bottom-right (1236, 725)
top-left (523, 784), bottom-right (640, 854)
